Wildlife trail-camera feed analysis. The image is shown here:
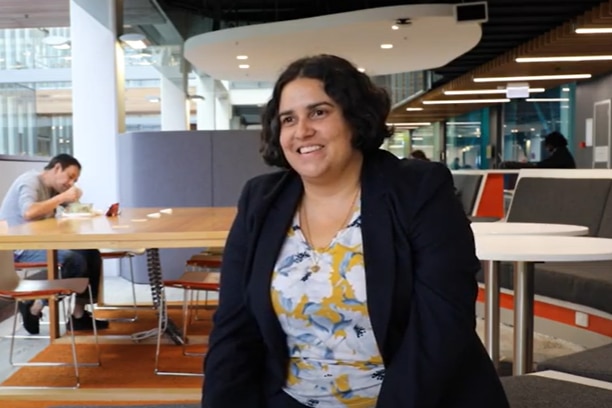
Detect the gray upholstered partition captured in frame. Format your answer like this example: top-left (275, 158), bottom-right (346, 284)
top-left (117, 130), bottom-right (274, 282)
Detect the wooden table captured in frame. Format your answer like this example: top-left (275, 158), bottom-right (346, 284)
top-left (0, 207), bottom-right (235, 339)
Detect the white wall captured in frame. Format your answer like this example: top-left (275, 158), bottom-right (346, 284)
top-left (0, 160), bottom-right (46, 200)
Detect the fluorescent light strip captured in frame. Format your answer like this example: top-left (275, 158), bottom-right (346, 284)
top-left (444, 88), bottom-right (544, 95)
top-left (405, 107), bottom-right (424, 111)
top-left (473, 74), bottom-right (591, 82)
top-left (387, 122), bottom-right (431, 126)
top-left (517, 55), bottom-right (612, 63)
top-left (575, 28), bottom-right (612, 34)
top-left (422, 99), bottom-right (510, 105)
top-left (525, 98), bottom-right (570, 102)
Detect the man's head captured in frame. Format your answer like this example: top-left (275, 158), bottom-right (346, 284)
top-left (543, 131), bottom-right (568, 153)
top-left (43, 154), bottom-right (81, 193)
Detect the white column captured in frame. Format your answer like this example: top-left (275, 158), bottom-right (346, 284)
top-left (196, 75), bottom-right (216, 130)
top-left (70, 0), bottom-right (124, 210)
top-left (161, 75), bottom-right (189, 130)
top-left (214, 80), bottom-right (231, 130)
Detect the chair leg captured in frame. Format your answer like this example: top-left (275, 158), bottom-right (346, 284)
top-left (7, 289), bottom-right (101, 389)
top-left (154, 288), bottom-right (203, 377)
top-left (96, 255), bottom-right (138, 322)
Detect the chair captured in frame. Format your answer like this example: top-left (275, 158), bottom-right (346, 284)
top-left (154, 253), bottom-right (221, 376)
top-left (0, 250), bottom-right (101, 389)
top-left (12, 261), bottom-right (67, 334)
top-left (96, 248), bottom-right (145, 322)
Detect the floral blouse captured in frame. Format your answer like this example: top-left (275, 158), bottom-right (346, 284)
top-left (270, 200), bottom-right (384, 407)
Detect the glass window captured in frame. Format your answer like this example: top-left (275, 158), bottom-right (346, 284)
top-left (502, 84), bottom-right (574, 163)
top-left (411, 125), bottom-right (436, 161)
top-left (445, 109), bottom-right (487, 169)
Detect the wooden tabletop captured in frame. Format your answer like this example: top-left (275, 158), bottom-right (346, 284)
top-left (0, 207), bottom-right (236, 250)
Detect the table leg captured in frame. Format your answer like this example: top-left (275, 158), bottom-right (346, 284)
top-left (130, 248), bottom-right (184, 345)
top-left (513, 261), bottom-right (535, 375)
top-left (46, 249), bottom-right (60, 339)
top-left (483, 260), bottom-right (500, 368)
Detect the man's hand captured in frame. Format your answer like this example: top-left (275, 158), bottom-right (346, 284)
top-left (60, 186), bottom-right (82, 203)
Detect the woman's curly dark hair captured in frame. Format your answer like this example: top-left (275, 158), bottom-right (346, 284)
top-left (260, 54), bottom-right (394, 168)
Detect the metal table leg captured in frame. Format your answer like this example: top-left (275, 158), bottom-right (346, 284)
top-left (131, 248), bottom-right (184, 344)
top-left (513, 261), bottom-right (535, 375)
top-left (483, 260), bottom-right (500, 368)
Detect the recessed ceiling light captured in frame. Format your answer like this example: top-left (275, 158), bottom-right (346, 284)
top-left (357, 67), bottom-right (366, 73)
top-left (380, 44), bottom-right (393, 49)
top-left (406, 107), bottom-right (424, 111)
top-left (391, 25), bottom-right (399, 30)
top-left (239, 64), bottom-right (250, 69)
top-left (236, 55), bottom-right (248, 60)
top-left (473, 74), bottom-right (591, 82)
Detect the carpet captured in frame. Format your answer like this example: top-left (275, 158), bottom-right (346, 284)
top-left (2, 308), bottom-right (212, 388)
top-left (52, 405), bottom-right (198, 408)
top-left (1, 343), bottom-right (206, 388)
top-left (9, 402), bottom-right (198, 408)
top-left (80, 307), bottom-right (215, 337)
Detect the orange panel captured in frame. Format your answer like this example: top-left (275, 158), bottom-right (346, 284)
top-left (475, 174), bottom-right (505, 218)
top-left (477, 288), bottom-right (612, 338)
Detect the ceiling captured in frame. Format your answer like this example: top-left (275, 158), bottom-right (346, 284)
top-left (389, 0), bottom-right (612, 123)
top-left (160, 0), bottom-right (611, 123)
top-left (1, 0), bottom-right (611, 125)
top-left (160, 0), bottom-right (607, 84)
top-left (184, 5), bottom-right (482, 81)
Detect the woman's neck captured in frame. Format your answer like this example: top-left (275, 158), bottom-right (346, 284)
top-left (301, 155), bottom-right (363, 203)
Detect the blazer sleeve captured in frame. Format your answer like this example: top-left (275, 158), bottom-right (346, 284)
top-left (381, 164), bottom-right (483, 407)
top-left (202, 180), bottom-right (266, 407)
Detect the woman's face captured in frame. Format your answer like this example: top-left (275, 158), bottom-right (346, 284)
top-left (278, 77), bottom-right (361, 183)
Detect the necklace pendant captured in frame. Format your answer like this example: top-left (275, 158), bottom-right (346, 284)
top-left (310, 264), bottom-right (320, 273)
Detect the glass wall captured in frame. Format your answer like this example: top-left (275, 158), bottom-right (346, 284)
top-left (446, 108), bottom-right (488, 169)
top-left (0, 27), bottom-right (72, 70)
top-left (502, 84), bottom-right (574, 162)
top-left (411, 125), bottom-right (437, 161)
top-left (0, 25), bottom-right (177, 157)
top-left (0, 83), bottom-right (37, 155)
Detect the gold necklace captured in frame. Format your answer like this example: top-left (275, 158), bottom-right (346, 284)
top-left (300, 188), bottom-right (360, 273)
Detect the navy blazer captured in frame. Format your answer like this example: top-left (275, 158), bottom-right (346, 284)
top-left (202, 149), bottom-right (509, 407)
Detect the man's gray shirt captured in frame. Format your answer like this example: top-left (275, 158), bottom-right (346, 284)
top-left (0, 170), bottom-right (55, 227)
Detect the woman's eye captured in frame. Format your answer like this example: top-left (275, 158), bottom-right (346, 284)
top-left (312, 109), bottom-right (326, 118)
top-left (280, 116), bottom-right (294, 125)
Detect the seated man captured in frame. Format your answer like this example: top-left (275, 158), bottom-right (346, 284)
top-left (0, 154), bottom-right (108, 334)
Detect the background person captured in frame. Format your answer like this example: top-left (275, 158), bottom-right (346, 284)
top-left (501, 131), bottom-right (576, 169)
top-left (202, 54), bottom-right (508, 408)
top-left (0, 154), bottom-right (108, 334)
top-left (409, 149), bottom-right (430, 161)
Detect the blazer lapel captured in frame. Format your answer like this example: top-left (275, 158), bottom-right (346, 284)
top-left (246, 173), bottom-right (303, 364)
top-left (360, 152), bottom-right (398, 363)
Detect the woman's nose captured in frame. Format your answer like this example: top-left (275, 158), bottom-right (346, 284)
top-left (295, 118), bottom-right (314, 139)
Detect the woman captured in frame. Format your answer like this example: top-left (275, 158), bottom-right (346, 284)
top-left (202, 54), bottom-right (509, 407)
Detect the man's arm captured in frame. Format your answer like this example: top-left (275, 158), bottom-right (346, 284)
top-left (19, 185), bottom-right (79, 222)
top-left (22, 194), bottom-right (64, 221)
